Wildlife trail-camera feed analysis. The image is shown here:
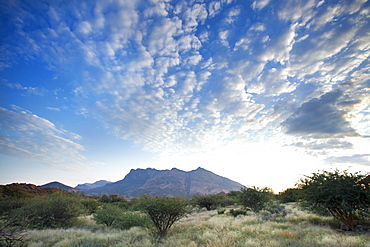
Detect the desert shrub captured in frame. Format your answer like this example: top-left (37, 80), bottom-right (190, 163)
top-left (0, 218), bottom-right (25, 247)
top-left (114, 211), bottom-right (152, 230)
top-left (238, 186), bottom-right (273, 212)
top-left (93, 204), bottom-right (151, 229)
top-left (264, 203), bottom-right (288, 216)
top-left (98, 194), bottom-right (126, 203)
top-left (0, 198), bottom-right (27, 216)
top-left (229, 209), bottom-right (247, 217)
top-left (192, 194), bottom-right (228, 211)
top-left (298, 169), bottom-right (370, 231)
top-left (9, 193), bottom-right (85, 229)
top-left (278, 188), bottom-right (303, 203)
top-left (80, 198), bottom-right (101, 214)
top-left (93, 204), bottom-right (123, 227)
top-left (217, 209), bottom-right (226, 214)
top-left (138, 196), bottom-right (189, 237)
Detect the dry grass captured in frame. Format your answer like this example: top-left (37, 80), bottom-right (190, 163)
top-left (19, 204), bottom-right (370, 247)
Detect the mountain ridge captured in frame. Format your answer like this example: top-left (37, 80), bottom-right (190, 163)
top-left (87, 167), bottom-right (244, 198)
top-left (41, 181), bottom-right (83, 193)
top-left (75, 180), bottom-right (112, 191)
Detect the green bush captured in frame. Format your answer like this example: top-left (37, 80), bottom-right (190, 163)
top-left (278, 188), bottom-right (303, 203)
top-left (93, 204), bottom-right (151, 229)
top-left (93, 204), bottom-right (124, 227)
top-left (79, 198), bottom-right (101, 215)
top-left (9, 193), bottom-right (85, 229)
top-left (138, 196), bottom-right (189, 237)
top-left (0, 218), bottom-right (24, 247)
top-left (0, 198), bottom-right (27, 216)
top-left (229, 209), bottom-right (247, 217)
top-left (114, 211), bottom-right (152, 230)
top-left (99, 194), bottom-right (126, 203)
top-left (192, 194), bottom-right (228, 211)
top-left (264, 203), bottom-right (288, 216)
top-left (298, 170), bottom-right (370, 230)
top-left (298, 169), bottom-right (370, 231)
top-left (217, 208), bottom-right (226, 214)
top-left (238, 186), bottom-right (273, 212)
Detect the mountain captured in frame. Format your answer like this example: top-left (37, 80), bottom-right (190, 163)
top-left (87, 167), bottom-right (244, 198)
top-left (41, 181), bottom-right (82, 193)
top-left (75, 180), bottom-right (112, 191)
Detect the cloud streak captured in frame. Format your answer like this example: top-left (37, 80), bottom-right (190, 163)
top-left (0, 107), bottom-right (98, 170)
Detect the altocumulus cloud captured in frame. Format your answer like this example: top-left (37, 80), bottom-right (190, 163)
top-left (2, 0), bottom-right (370, 163)
top-left (0, 107), bottom-right (99, 170)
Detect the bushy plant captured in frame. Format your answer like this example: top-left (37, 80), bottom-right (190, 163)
top-left (80, 198), bottom-right (101, 214)
top-left (9, 193), bottom-right (85, 229)
top-left (93, 204), bottom-right (124, 227)
top-left (192, 193), bottom-right (228, 211)
top-left (93, 204), bottom-right (151, 229)
top-left (298, 169), bottom-right (369, 231)
top-left (229, 209), bottom-right (247, 217)
top-left (238, 186), bottom-right (273, 212)
top-left (138, 196), bottom-right (189, 237)
top-left (98, 194), bottom-right (126, 203)
top-left (0, 198), bottom-right (27, 216)
top-left (0, 218), bottom-right (24, 247)
top-left (278, 188), bottom-right (303, 203)
top-left (114, 211), bottom-right (152, 230)
top-left (264, 203), bottom-right (288, 216)
top-left (217, 209), bottom-right (226, 214)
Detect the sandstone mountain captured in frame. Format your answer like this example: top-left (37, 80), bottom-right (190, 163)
top-left (87, 167), bottom-right (243, 198)
top-left (75, 180), bottom-right (112, 191)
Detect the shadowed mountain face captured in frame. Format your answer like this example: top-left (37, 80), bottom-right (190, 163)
top-left (87, 167), bottom-right (244, 198)
top-left (75, 180), bottom-right (112, 191)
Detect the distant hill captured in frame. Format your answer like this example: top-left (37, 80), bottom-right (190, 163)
top-left (87, 167), bottom-right (244, 198)
top-left (41, 181), bottom-right (82, 193)
top-left (0, 183), bottom-right (64, 198)
top-left (75, 180), bottom-right (112, 191)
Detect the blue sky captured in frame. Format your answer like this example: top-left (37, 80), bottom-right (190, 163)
top-left (0, 0), bottom-right (369, 192)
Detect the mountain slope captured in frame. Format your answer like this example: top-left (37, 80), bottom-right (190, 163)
top-left (75, 180), bottom-right (112, 191)
top-left (88, 167), bottom-right (243, 198)
top-left (41, 181), bottom-right (82, 193)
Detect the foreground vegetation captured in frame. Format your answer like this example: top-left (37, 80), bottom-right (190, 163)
top-left (1, 169), bottom-right (369, 246)
top-left (10, 205), bottom-right (370, 246)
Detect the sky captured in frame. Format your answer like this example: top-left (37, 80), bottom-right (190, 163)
top-left (0, 0), bottom-right (369, 193)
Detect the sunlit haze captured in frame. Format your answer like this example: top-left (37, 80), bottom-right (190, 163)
top-left (1, 0), bottom-right (369, 192)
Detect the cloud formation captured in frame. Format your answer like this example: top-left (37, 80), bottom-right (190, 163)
top-left (1, 0), bottom-right (369, 167)
top-left (0, 107), bottom-right (97, 170)
top-left (283, 89), bottom-right (360, 138)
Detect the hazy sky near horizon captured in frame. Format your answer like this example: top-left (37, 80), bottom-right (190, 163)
top-left (0, 0), bottom-right (369, 192)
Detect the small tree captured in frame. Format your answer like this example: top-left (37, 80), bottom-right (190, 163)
top-left (238, 186), bottom-right (273, 212)
top-left (192, 193), bottom-right (228, 210)
top-left (298, 169), bottom-right (369, 231)
top-left (10, 193), bottom-right (85, 229)
top-left (139, 196), bottom-right (189, 237)
top-left (93, 204), bottom-right (123, 227)
top-left (93, 204), bottom-right (151, 229)
top-left (278, 188), bottom-right (303, 203)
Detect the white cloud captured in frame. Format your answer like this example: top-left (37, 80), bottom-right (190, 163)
top-left (3, 82), bottom-right (46, 96)
top-left (0, 107), bottom-right (98, 170)
top-left (252, 0), bottom-right (270, 10)
top-left (4, 0), bottom-right (369, 168)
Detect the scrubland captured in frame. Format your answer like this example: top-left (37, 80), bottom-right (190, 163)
top-left (20, 204), bottom-right (370, 247)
